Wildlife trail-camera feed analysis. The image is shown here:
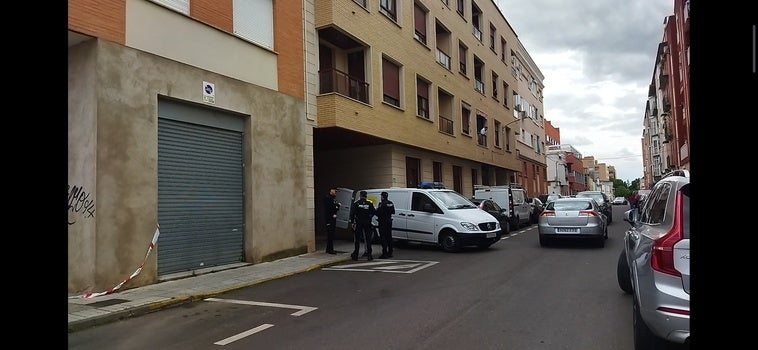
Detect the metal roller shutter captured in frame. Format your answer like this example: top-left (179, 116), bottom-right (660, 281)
top-left (157, 105), bottom-right (245, 276)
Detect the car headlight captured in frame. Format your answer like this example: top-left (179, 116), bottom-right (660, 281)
top-left (460, 222), bottom-right (479, 231)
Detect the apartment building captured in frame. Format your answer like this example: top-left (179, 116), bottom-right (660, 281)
top-left (313, 0), bottom-right (546, 213)
top-left (511, 39), bottom-right (547, 198)
top-left (642, 0), bottom-right (690, 188)
top-left (68, 0), bottom-right (315, 294)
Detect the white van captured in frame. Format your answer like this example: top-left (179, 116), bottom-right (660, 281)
top-left (473, 185), bottom-right (531, 229)
top-left (353, 187), bottom-right (502, 252)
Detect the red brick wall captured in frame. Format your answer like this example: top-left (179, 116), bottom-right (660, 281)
top-left (69, 0), bottom-right (125, 44)
top-left (274, 0), bottom-right (304, 99)
top-left (191, 0), bottom-right (233, 32)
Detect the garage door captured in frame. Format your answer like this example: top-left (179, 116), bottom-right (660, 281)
top-left (157, 100), bottom-right (245, 276)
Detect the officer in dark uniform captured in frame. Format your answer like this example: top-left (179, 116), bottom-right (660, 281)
top-left (376, 191), bottom-right (395, 259)
top-left (322, 188), bottom-right (341, 254)
top-left (349, 190), bottom-right (376, 261)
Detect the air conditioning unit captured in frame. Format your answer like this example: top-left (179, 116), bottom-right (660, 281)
top-left (514, 103), bottom-right (523, 112)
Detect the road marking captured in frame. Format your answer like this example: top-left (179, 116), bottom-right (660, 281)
top-left (213, 324), bottom-right (274, 345)
top-left (323, 260), bottom-right (438, 273)
top-left (204, 298), bottom-right (318, 316)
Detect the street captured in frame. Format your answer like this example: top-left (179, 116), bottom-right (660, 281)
top-left (69, 205), bottom-right (685, 350)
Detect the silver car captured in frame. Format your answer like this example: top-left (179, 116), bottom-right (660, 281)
top-left (537, 197), bottom-right (608, 247)
top-left (616, 170), bottom-right (690, 348)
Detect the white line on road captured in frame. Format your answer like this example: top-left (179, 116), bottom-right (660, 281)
top-left (204, 298), bottom-right (318, 316)
top-left (213, 323), bottom-right (274, 345)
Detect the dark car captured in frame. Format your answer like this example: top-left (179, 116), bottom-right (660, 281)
top-left (575, 191), bottom-right (612, 223)
top-left (527, 197), bottom-right (544, 224)
top-left (470, 198), bottom-right (510, 235)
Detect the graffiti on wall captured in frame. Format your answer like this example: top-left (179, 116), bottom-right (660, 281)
top-left (68, 185), bottom-right (95, 225)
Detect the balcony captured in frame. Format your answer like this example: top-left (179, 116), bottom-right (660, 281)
top-left (319, 68), bottom-right (369, 103)
top-left (474, 79), bottom-right (484, 93)
top-left (472, 26), bottom-right (482, 41)
top-left (436, 49), bottom-right (451, 70)
top-left (439, 115), bottom-right (454, 135)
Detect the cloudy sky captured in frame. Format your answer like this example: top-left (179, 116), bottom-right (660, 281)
top-left (493, 0), bottom-right (674, 183)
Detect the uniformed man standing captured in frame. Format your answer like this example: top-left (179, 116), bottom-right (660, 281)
top-left (376, 191), bottom-right (395, 259)
top-left (349, 191), bottom-right (376, 261)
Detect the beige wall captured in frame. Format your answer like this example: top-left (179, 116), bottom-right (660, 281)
top-left (125, 0), bottom-right (278, 91)
top-left (68, 39), bottom-right (309, 294)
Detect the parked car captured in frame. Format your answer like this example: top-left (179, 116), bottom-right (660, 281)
top-left (575, 190), bottom-right (613, 223)
top-left (473, 185), bottom-right (531, 229)
top-left (545, 193), bottom-right (562, 204)
top-left (612, 196), bottom-right (627, 205)
top-left (537, 197), bottom-right (608, 247)
top-left (616, 170), bottom-right (690, 349)
top-left (527, 197), bottom-right (544, 224)
top-left (470, 198), bottom-right (510, 235)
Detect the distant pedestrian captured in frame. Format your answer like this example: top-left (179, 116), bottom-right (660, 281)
top-left (376, 191), bottom-right (395, 259)
top-left (350, 190), bottom-right (376, 261)
top-left (322, 188), bottom-right (341, 254)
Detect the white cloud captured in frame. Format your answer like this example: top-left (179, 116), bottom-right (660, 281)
top-left (495, 0), bottom-right (674, 182)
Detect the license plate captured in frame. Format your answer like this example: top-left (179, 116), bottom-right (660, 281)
top-left (556, 228), bottom-right (579, 233)
top-left (486, 232), bottom-right (496, 238)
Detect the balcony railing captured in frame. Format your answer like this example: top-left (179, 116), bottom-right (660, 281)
top-left (472, 26), bottom-right (482, 41)
top-left (439, 115), bottom-right (454, 135)
top-left (436, 49), bottom-right (451, 70)
top-left (474, 79), bottom-right (484, 93)
top-left (319, 68), bottom-right (369, 103)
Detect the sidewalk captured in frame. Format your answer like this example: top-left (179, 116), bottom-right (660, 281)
top-left (68, 238), bottom-right (360, 333)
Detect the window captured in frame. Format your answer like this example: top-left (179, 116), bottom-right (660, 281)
top-left (412, 193), bottom-right (437, 212)
top-left (433, 162), bottom-right (443, 182)
top-left (151, 0), bottom-right (189, 14)
top-left (353, 0), bottom-right (367, 7)
top-left (416, 77), bottom-right (430, 118)
top-left (471, 3), bottom-right (482, 41)
top-left (489, 23), bottom-right (496, 51)
top-left (491, 72), bottom-right (499, 101)
top-left (382, 57), bottom-right (401, 107)
top-left (414, 3), bottom-right (427, 44)
top-left (461, 102), bottom-right (471, 135)
top-left (456, 0), bottom-right (465, 16)
top-left (380, 0), bottom-right (397, 21)
top-left (453, 165), bottom-right (463, 193)
top-left (500, 37), bottom-right (507, 62)
top-left (473, 56), bottom-right (484, 93)
top-left (494, 120), bottom-right (501, 147)
top-left (459, 42), bottom-right (468, 75)
top-left (502, 81), bottom-right (510, 107)
top-left (233, 0), bottom-right (274, 49)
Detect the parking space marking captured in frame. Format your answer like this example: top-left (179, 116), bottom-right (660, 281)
top-left (213, 324), bottom-right (274, 346)
top-left (322, 260), bottom-right (438, 273)
top-left (204, 298), bottom-right (318, 316)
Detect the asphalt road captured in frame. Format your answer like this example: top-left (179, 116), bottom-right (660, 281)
top-left (69, 205), bottom-right (686, 350)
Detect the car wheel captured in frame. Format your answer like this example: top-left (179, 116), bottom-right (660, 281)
top-left (539, 234), bottom-right (550, 247)
top-left (604, 223), bottom-right (608, 239)
top-left (503, 220), bottom-right (511, 235)
top-left (617, 250), bottom-right (633, 294)
top-left (633, 298), bottom-right (668, 350)
top-left (439, 230), bottom-right (461, 252)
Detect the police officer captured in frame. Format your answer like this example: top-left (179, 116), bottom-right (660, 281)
top-left (322, 188), bottom-right (341, 254)
top-left (349, 190), bottom-right (376, 261)
top-left (376, 191), bottom-right (395, 259)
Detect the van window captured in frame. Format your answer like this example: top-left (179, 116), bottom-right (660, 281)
top-left (512, 190), bottom-right (524, 204)
top-left (411, 192), bottom-right (439, 212)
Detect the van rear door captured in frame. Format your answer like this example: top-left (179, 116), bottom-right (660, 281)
top-left (335, 188), bottom-right (355, 230)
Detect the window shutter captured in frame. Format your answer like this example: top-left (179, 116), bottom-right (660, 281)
top-left (383, 59), bottom-right (400, 100)
top-left (414, 5), bottom-right (426, 37)
top-left (417, 79), bottom-right (428, 99)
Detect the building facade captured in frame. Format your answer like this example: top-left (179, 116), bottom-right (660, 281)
top-left (642, 0), bottom-right (690, 189)
top-left (68, 0), bottom-right (315, 294)
top-left (312, 0), bottom-right (545, 219)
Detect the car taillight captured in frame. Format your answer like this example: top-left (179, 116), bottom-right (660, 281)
top-left (578, 210), bottom-right (596, 217)
top-left (541, 210), bottom-right (555, 217)
top-left (650, 190), bottom-right (684, 277)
